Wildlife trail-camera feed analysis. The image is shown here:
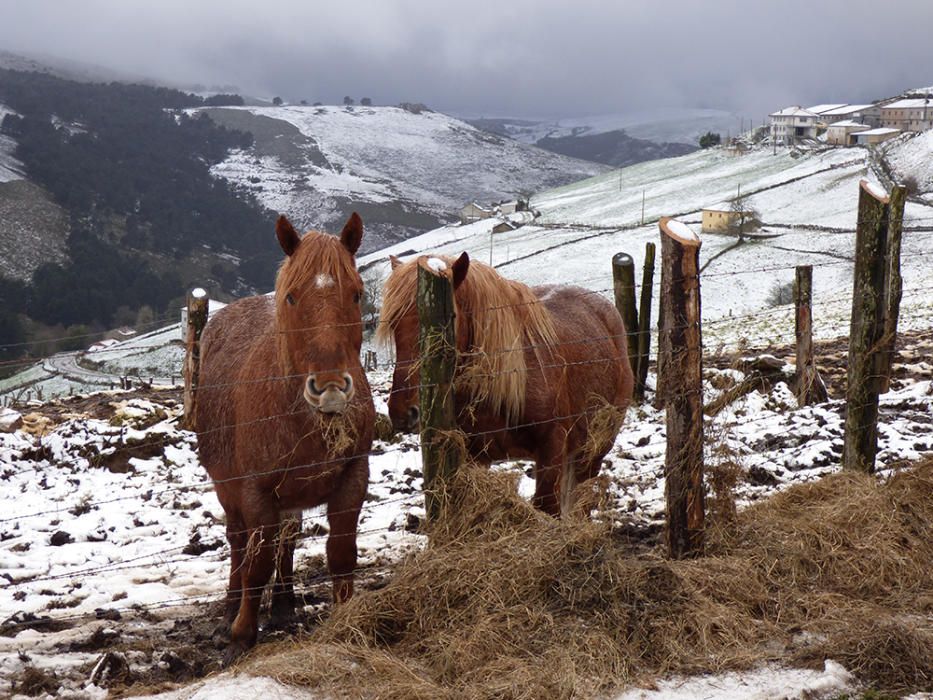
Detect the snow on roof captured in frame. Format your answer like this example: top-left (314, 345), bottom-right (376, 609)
top-left (820, 104), bottom-right (874, 116)
top-left (856, 128), bottom-right (900, 136)
top-left (769, 106), bottom-right (819, 118)
top-left (828, 120), bottom-right (869, 129)
top-left (881, 98), bottom-right (932, 110)
top-left (806, 104), bottom-right (848, 115)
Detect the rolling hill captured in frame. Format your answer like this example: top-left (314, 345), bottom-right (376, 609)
top-left (197, 104), bottom-right (608, 252)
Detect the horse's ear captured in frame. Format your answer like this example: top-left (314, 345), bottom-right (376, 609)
top-left (276, 215), bottom-right (301, 257)
top-left (452, 251), bottom-right (470, 290)
top-left (340, 212), bottom-right (363, 255)
top-left (389, 254), bottom-right (402, 270)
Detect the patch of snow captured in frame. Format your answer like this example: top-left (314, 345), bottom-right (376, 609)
top-left (615, 660), bottom-right (855, 700)
top-left (664, 218), bottom-right (700, 243)
top-left (426, 257), bottom-right (447, 272)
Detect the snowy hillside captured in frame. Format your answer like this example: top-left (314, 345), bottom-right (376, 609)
top-left (360, 135), bottom-right (933, 335)
top-left (199, 104), bottom-right (608, 252)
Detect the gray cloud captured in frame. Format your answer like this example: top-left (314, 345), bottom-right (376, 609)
top-left (1, 0), bottom-right (931, 121)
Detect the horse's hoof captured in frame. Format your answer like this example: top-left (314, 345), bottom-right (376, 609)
top-left (265, 610), bottom-right (299, 634)
top-left (221, 641), bottom-right (250, 668)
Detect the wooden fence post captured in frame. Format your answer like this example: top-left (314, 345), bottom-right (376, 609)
top-left (793, 265), bottom-right (827, 406)
top-left (843, 180), bottom-right (901, 472)
top-left (417, 258), bottom-right (461, 523)
top-left (879, 184), bottom-right (906, 393)
top-left (658, 218), bottom-right (704, 559)
top-left (183, 287), bottom-right (209, 430)
top-left (612, 253), bottom-right (639, 378)
top-left (635, 242), bottom-right (656, 401)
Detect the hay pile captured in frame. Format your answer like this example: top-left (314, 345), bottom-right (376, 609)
top-left (247, 461), bottom-right (933, 698)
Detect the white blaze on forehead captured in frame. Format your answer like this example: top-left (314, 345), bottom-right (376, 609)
top-left (315, 273), bottom-right (336, 288)
top-left (427, 257), bottom-right (447, 272)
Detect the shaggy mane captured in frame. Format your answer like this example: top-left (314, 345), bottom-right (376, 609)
top-left (378, 256), bottom-right (557, 422)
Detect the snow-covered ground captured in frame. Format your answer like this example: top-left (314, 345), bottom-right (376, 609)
top-left (2, 325), bottom-right (931, 697)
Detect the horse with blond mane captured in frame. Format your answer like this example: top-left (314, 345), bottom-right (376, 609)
top-left (196, 213), bottom-right (374, 664)
top-left (378, 252), bottom-right (633, 516)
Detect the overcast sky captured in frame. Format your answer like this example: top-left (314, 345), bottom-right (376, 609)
top-left (1, 0), bottom-right (931, 121)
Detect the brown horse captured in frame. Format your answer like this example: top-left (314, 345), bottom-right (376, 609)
top-left (196, 213), bottom-right (374, 664)
top-left (378, 252), bottom-right (633, 516)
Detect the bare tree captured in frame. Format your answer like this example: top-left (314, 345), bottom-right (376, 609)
top-left (727, 192), bottom-right (760, 243)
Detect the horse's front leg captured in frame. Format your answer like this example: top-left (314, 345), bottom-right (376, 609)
top-left (268, 509), bottom-right (301, 630)
top-left (326, 457), bottom-right (369, 604)
top-left (226, 502), bottom-right (279, 666)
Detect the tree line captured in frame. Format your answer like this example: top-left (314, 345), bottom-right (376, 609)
top-left (0, 69), bottom-right (278, 363)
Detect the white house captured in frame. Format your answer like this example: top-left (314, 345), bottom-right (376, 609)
top-left (769, 106), bottom-right (820, 144)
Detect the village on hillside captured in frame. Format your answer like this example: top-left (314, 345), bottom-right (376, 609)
top-left (769, 86), bottom-right (932, 146)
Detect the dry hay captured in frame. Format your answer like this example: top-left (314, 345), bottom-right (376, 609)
top-left (246, 460), bottom-right (933, 698)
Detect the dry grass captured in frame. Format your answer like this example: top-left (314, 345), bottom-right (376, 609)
top-left (245, 460), bottom-right (933, 698)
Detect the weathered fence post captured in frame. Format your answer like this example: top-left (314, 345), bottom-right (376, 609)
top-left (635, 242), bottom-right (656, 401)
top-left (794, 265), bottom-right (827, 406)
top-left (658, 218), bottom-right (704, 559)
top-left (612, 252), bottom-right (639, 378)
top-left (183, 287), bottom-right (209, 430)
top-left (880, 184), bottom-right (906, 393)
top-left (417, 257), bottom-right (461, 523)
top-left (843, 180), bottom-right (903, 472)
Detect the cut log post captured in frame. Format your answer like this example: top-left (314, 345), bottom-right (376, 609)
top-left (843, 180), bottom-right (895, 473)
top-left (879, 184), bottom-right (906, 393)
top-left (793, 266), bottom-right (827, 406)
top-left (658, 218), bottom-right (704, 559)
top-left (182, 287), bottom-right (209, 430)
top-left (635, 242), bottom-right (656, 401)
top-left (612, 252), bottom-right (639, 378)
top-left (417, 259), bottom-right (461, 523)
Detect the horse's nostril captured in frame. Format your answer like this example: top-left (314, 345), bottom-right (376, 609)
top-left (307, 377), bottom-right (321, 396)
top-left (343, 375), bottom-right (353, 393)
top-left (407, 405), bottom-right (420, 428)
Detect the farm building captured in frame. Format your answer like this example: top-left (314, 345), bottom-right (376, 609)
top-left (817, 103), bottom-right (882, 127)
top-left (852, 127), bottom-right (901, 146)
top-left (459, 202), bottom-right (492, 224)
top-left (492, 220), bottom-right (519, 234)
top-left (880, 98), bottom-right (932, 131)
top-left (826, 120), bottom-right (870, 146)
top-left (701, 208), bottom-right (752, 233)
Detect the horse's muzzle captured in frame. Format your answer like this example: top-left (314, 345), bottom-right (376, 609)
top-left (304, 373), bottom-right (355, 414)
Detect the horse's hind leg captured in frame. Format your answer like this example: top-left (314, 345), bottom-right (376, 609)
top-left (226, 509), bottom-right (279, 666)
top-left (269, 509), bottom-right (301, 629)
top-left (326, 457), bottom-right (368, 604)
top-left (224, 512), bottom-right (246, 623)
top-left (532, 428), bottom-right (568, 517)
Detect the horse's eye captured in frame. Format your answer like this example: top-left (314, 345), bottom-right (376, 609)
top-left (353, 291), bottom-right (362, 304)
top-left (285, 293), bottom-right (295, 306)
